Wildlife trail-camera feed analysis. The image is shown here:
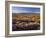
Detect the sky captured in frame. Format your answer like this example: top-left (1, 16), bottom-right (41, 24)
top-left (12, 7), bottom-right (40, 13)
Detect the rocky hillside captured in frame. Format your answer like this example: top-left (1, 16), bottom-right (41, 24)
top-left (12, 13), bottom-right (40, 31)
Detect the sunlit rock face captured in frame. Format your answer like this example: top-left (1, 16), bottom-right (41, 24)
top-left (12, 14), bottom-right (40, 31)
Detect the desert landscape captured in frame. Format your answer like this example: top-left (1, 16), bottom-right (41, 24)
top-left (12, 13), bottom-right (40, 31)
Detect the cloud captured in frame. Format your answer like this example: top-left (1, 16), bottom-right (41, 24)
top-left (34, 12), bottom-right (40, 13)
top-left (12, 10), bottom-right (32, 13)
top-left (12, 8), bottom-right (40, 13)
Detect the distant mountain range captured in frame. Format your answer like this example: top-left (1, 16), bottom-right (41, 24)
top-left (12, 13), bottom-right (40, 17)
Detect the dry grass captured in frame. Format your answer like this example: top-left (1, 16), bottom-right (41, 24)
top-left (12, 14), bottom-right (40, 23)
